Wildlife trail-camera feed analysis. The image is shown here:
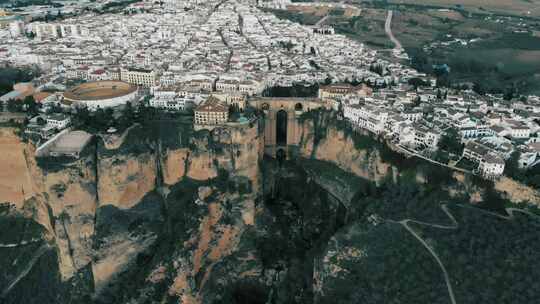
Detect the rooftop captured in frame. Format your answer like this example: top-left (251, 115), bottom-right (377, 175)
top-left (49, 130), bottom-right (93, 155)
top-left (195, 96), bottom-right (228, 113)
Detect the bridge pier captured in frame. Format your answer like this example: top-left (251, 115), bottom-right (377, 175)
top-left (250, 97), bottom-right (327, 159)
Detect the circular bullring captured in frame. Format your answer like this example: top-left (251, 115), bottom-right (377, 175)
top-left (63, 80), bottom-right (138, 110)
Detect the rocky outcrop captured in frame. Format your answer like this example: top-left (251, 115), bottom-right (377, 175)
top-left (166, 187), bottom-right (259, 303)
top-left (97, 152), bottom-right (157, 209)
top-left (0, 128), bottom-right (98, 279)
top-left (39, 153), bottom-right (98, 279)
top-left (3, 108), bottom-right (540, 303)
top-left (0, 128), bottom-right (39, 208)
top-left (161, 148), bottom-right (189, 185)
top-left (297, 112), bottom-right (540, 206)
top-left (494, 176), bottom-right (540, 204)
top-left (161, 122), bottom-right (262, 188)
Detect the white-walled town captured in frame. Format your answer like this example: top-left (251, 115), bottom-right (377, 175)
top-left (1, 0), bottom-right (540, 181)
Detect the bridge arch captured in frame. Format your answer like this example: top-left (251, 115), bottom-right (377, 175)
top-left (276, 109), bottom-right (288, 146)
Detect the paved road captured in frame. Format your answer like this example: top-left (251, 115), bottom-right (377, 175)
top-left (385, 10), bottom-right (403, 50)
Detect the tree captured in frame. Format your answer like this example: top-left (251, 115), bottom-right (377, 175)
top-left (438, 128), bottom-right (463, 157)
top-left (504, 151), bottom-right (523, 180)
top-left (228, 104), bottom-right (240, 121)
top-left (6, 99), bottom-right (22, 112)
top-left (23, 96), bottom-right (38, 115)
top-left (369, 64), bottom-right (384, 76)
top-left (324, 77), bottom-right (332, 85)
top-left (36, 117), bottom-right (46, 125)
top-left (478, 187), bottom-right (507, 214)
top-left (92, 108), bottom-right (108, 131)
top-left (473, 82), bottom-right (485, 95)
top-left (436, 74), bottom-right (451, 88)
top-left (408, 77), bottom-right (427, 90)
top-left (115, 103), bottom-right (134, 130)
top-left (503, 86), bottom-right (516, 101)
top-left (409, 48), bottom-right (430, 72)
top-left (73, 106), bottom-right (90, 128)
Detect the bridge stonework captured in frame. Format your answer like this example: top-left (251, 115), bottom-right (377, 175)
top-left (250, 97), bottom-right (327, 159)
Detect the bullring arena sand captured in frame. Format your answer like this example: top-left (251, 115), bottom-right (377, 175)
top-left (63, 80), bottom-right (136, 102)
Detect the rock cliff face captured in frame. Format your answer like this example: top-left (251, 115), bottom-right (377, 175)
top-left (297, 113), bottom-right (392, 184)
top-left (296, 111), bottom-right (540, 206)
top-left (0, 128), bottom-right (97, 279)
top-left (38, 153), bottom-right (98, 280)
top-left (97, 150), bottom-right (157, 209)
top-left (161, 123), bottom-right (261, 188)
top-left (164, 187), bottom-right (260, 304)
top-left (0, 128), bottom-right (38, 208)
top-left (0, 120), bottom-right (262, 302)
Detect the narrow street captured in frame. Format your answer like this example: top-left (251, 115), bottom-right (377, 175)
top-left (217, 29), bottom-right (233, 72)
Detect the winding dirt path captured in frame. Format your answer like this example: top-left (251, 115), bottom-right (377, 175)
top-left (387, 204), bottom-right (540, 304)
top-left (1, 243), bottom-right (51, 298)
top-left (0, 238), bottom-right (41, 248)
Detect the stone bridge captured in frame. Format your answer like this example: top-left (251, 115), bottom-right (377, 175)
top-left (250, 97), bottom-right (327, 159)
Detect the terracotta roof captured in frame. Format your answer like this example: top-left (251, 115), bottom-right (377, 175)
top-left (195, 96), bottom-right (228, 113)
top-left (33, 92), bottom-right (52, 102)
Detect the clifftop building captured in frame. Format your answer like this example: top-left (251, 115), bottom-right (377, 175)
top-left (463, 141), bottom-right (506, 179)
top-left (318, 83), bottom-right (373, 100)
top-left (194, 96), bottom-right (229, 128)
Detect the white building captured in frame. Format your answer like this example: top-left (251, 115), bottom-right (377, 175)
top-left (46, 113), bottom-right (71, 130)
top-left (401, 109), bottom-right (423, 122)
top-left (459, 125), bottom-right (492, 139)
top-left (463, 141), bottom-right (505, 179)
top-left (413, 124), bottom-right (441, 150)
top-left (215, 79), bottom-right (239, 93)
top-left (149, 96), bottom-right (195, 111)
top-left (510, 124), bottom-right (531, 139)
top-left (343, 103), bottom-right (388, 135)
top-left (121, 68), bottom-right (157, 87)
top-left (9, 21), bottom-right (25, 38)
top-left (478, 154), bottom-right (505, 179)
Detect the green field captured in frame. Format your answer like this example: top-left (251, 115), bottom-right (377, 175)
top-left (267, 3), bottom-right (540, 93)
top-left (385, 0), bottom-right (540, 18)
top-left (412, 33), bottom-right (540, 94)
